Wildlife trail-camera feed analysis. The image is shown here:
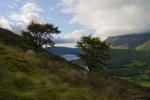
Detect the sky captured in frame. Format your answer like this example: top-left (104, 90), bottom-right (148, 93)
top-left (0, 0), bottom-right (150, 47)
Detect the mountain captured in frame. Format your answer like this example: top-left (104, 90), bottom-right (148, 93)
top-left (0, 27), bottom-right (150, 99)
top-left (106, 33), bottom-right (150, 49)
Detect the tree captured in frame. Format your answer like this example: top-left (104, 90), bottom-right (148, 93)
top-left (21, 21), bottom-right (61, 49)
top-left (77, 35), bottom-right (110, 71)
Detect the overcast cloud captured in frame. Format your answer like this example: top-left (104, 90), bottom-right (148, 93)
top-left (61, 0), bottom-right (150, 39)
top-left (54, 29), bottom-right (91, 43)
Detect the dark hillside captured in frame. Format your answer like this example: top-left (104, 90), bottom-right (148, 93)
top-left (0, 28), bottom-right (21, 46)
top-left (0, 27), bottom-right (32, 49)
top-left (106, 33), bottom-right (150, 49)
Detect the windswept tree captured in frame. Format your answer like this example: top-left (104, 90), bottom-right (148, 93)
top-left (77, 35), bottom-right (110, 71)
top-left (22, 21), bottom-right (61, 49)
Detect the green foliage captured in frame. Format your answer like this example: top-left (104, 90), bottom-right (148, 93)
top-left (21, 21), bottom-right (61, 49)
top-left (77, 35), bottom-right (110, 71)
top-left (99, 49), bottom-right (150, 87)
top-left (104, 49), bottom-right (150, 77)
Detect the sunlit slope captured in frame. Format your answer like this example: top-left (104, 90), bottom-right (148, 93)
top-left (136, 41), bottom-right (150, 51)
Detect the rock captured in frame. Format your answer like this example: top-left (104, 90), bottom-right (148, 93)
top-left (26, 50), bottom-right (35, 56)
top-left (105, 86), bottom-right (119, 97)
top-left (69, 69), bottom-right (88, 82)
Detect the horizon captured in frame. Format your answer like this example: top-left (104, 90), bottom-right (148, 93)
top-left (55, 43), bottom-right (76, 48)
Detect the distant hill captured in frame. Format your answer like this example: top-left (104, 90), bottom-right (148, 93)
top-left (106, 33), bottom-right (150, 49)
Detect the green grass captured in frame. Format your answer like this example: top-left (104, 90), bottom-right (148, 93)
top-left (136, 41), bottom-right (150, 51)
top-left (120, 77), bottom-right (150, 88)
top-left (0, 44), bottom-right (149, 100)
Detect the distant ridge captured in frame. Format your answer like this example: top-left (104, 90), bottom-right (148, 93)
top-left (106, 33), bottom-right (150, 49)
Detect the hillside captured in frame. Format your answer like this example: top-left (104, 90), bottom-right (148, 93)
top-left (1, 42), bottom-right (150, 100)
top-left (0, 27), bottom-right (31, 49)
top-left (105, 49), bottom-right (150, 76)
top-left (136, 41), bottom-right (150, 51)
top-left (0, 28), bottom-right (150, 99)
top-left (106, 33), bottom-right (150, 49)
top-left (0, 28), bottom-right (21, 46)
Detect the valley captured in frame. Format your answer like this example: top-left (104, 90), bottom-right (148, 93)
top-left (48, 33), bottom-right (150, 87)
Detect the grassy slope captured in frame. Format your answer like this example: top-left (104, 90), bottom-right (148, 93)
top-left (136, 41), bottom-right (150, 51)
top-left (0, 44), bottom-right (150, 100)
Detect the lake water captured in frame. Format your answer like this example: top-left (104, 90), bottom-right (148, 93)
top-left (62, 54), bottom-right (79, 61)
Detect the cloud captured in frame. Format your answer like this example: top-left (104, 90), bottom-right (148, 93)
top-left (0, 2), bottom-right (44, 34)
top-left (61, 0), bottom-right (150, 39)
top-left (49, 6), bottom-right (58, 11)
top-left (7, 5), bottom-right (15, 9)
top-left (54, 29), bottom-right (91, 43)
top-left (7, 2), bottom-right (45, 34)
top-left (0, 16), bottom-right (12, 30)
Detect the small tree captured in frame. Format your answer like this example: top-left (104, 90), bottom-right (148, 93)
top-left (77, 35), bottom-right (110, 71)
top-left (22, 21), bottom-right (61, 49)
